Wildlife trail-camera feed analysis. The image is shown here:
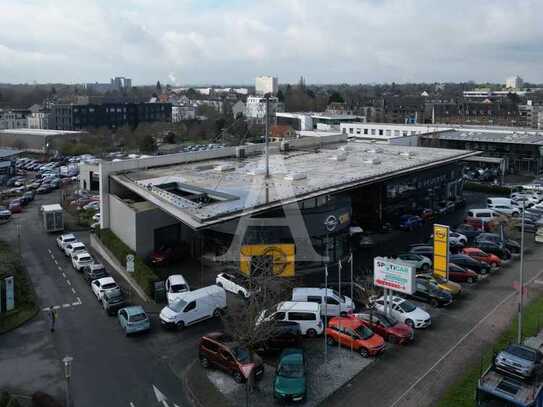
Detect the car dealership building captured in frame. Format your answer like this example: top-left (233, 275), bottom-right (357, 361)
top-left (98, 134), bottom-right (476, 278)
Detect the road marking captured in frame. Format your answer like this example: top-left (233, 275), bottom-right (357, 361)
top-left (58, 266), bottom-right (63, 271)
top-left (71, 301), bottom-right (80, 306)
top-left (66, 280), bottom-right (71, 286)
top-left (76, 297), bottom-right (81, 304)
top-left (388, 267), bottom-right (543, 407)
top-left (62, 272), bottom-right (66, 277)
top-left (54, 259), bottom-right (58, 265)
top-left (130, 403), bottom-right (135, 407)
top-left (47, 249), bottom-right (52, 254)
top-left (62, 304), bottom-right (70, 308)
top-left (43, 302), bottom-right (83, 312)
top-left (51, 254), bottom-right (55, 260)
top-left (71, 288), bottom-right (76, 294)
top-left (52, 305), bottom-right (61, 310)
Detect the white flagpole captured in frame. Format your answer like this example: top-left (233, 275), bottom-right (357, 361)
top-left (324, 263), bottom-right (328, 370)
top-left (338, 260), bottom-right (342, 358)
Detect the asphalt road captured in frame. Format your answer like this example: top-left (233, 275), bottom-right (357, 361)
top-left (0, 189), bottom-right (222, 407)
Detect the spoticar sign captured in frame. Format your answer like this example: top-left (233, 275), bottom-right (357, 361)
top-left (373, 257), bottom-right (415, 295)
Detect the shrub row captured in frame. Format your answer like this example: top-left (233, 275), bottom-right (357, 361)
top-left (463, 181), bottom-right (512, 195)
top-left (0, 392), bottom-right (21, 407)
top-left (96, 229), bottom-right (159, 298)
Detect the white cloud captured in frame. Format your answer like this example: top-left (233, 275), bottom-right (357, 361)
top-left (0, 0), bottom-right (542, 84)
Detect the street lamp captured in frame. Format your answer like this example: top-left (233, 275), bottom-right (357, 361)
top-left (63, 356), bottom-right (73, 407)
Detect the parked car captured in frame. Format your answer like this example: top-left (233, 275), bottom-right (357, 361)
top-left (409, 245), bottom-right (434, 258)
top-left (450, 254), bottom-right (491, 274)
top-left (72, 252), bottom-right (94, 272)
top-left (83, 201), bottom-right (100, 211)
top-left (273, 348), bottom-right (306, 403)
top-left (21, 191), bottom-right (34, 205)
top-left (257, 321), bottom-right (302, 351)
top-left (101, 288), bottom-right (125, 315)
top-left (199, 332), bottom-right (264, 383)
top-left (91, 277), bottom-right (120, 302)
top-left (64, 241), bottom-right (86, 258)
top-left (159, 285), bottom-right (227, 329)
top-left (462, 247), bottom-right (502, 268)
top-left (0, 207), bottom-right (12, 220)
top-left (393, 253), bottom-right (432, 271)
top-left (447, 263), bottom-right (479, 284)
top-left (326, 316), bottom-right (385, 357)
top-left (165, 274), bottom-right (190, 305)
top-left (399, 215), bottom-right (423, 231)
top-left (216, 272), bottom-right (250, 298)
top-left (292, 287), bottom-right (354, 317)
top-left (407, 278), bottom-right (453, 307)
top-left (83, 263), bottom-right (109, 283)
top-left (258, 301), bottom-right (323, 337)
top-left (56, 233), bottom-right (77, 250)
top-left (473, 241), bottom-right (511, 261)
top-left (354, 310), bottom-right (414, 344)
top-left (8, 201), bottom-right (22, 213)
top-left (436, 200), bottom-right (456, 215)
top-left (415, 208), bottom-right (434, 222)
top-left (117, 306), bottom-right (151, 335)
top-left (36, 185), bottom-right (51, 194)
top-left (495, 344), bottom-right (543, 379)
top-left (372, 296), bottom-right (431, 329)
top-left (416, 274), bottom-right (462, 297)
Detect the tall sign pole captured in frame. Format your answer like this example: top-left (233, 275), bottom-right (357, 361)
top-left (518, 199), bottom-right (525, 343)
top-left (264, 94), bottom-right (270, 179)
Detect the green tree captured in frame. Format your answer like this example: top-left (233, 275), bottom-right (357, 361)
top-left (328, 91), bottom-right (345, 104)
top-left (139, 134), bottom-right (156, 153)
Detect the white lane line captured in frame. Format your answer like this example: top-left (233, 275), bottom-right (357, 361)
top-left (54, 260), bottom-right (58, 265)
top-left (76, 297), bottom-right (81, 304)
top-left (388, 267), bottom-right (543, 407)
top-left (47, 249), bottom-right (52, 254)
top-left (52, 305), bottom-right (61, 310)
top-left (51, 254), bottom-right (55, 260)
top-left (58, 266), bottom-right (63, 271)
top-left (71, 287), bottom-right (76, 294)
top-left (62, 304), bottom-right (71, 308)
top-left (66, 280), bottom-right (71, 286)
top-left (43, 302), bottom-right (82, 312)
top-left (71, 301), bottom-right (80, 306)
top-left (62, 272), bottom-right (66, 278)
top-left (130, 403), bottom-right (135, 407)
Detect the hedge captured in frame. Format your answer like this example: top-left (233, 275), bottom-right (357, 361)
top-left (96, 229), bottom-right (159, 298)
top-left (463, 181), bottom-right (512, 195)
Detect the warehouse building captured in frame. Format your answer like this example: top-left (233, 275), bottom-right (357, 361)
top-left (98, 134), bottom-right (475, 278)
top-left (0, 129), bottom-right (86, 153)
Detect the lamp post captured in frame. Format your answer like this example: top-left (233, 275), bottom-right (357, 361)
top-left (63, 356), bottom-right (73, 407)
top-left (518, 200), bottom-right (525, 343)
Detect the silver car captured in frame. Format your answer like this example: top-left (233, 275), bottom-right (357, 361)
top-left (495, 344), bottom-right (542, 379)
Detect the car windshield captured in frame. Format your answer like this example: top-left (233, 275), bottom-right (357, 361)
top-left (168, 299), bottom-right (187, 313)
top-left (507, 346), bottom-right (537, 361)
top-left (129, 313), bottom-right (147, 322)
top-left (170, 284), bottom-right (187, 293)
top-left (331, 289), bottom-right (345, 302)
top-left (398, 301), bottom-right (416, 313)
top-left (278, 362), bottom-right (304, 378)
top-left (354, 325), bottom-right (374, 340)
top-left (102, 283), bottom-right (117, 290)
top-left (232, 346), bottom-right (251, 363)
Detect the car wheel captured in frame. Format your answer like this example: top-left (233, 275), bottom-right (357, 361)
top-left (467, 277), bottom-right (474, 284)
top-left (421, 263), bottom-right (429, 271)
top-left (233, 371), bottom-right (244, 383)
top-left (176, 321), bottom-right (185, 329)
top-left (359, 347), bottom-right (369, 358)
top-left (491, 262), bottom-right (498, 268)
top-left (431, 299), bottom-right (439, 308)
top-left (306, 328), bottom-right (317, 338)
top-left (213, 308), bottom-right (222, 318)
top-left (200, 356), bottom-right (210, 368)
top-left (340, 311), bottom-right (347, 317)
top-left (405, 319), bottom-right (414, 328)
top-left (326, 335), bottom-right (336, 346)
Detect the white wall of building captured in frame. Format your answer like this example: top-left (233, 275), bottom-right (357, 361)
top-left (255, 76), bottom-right (278, 96)
top-left (27, 112), bottom-right (50, 129)
top-left (109, 194), bottom-right (137, 251)
top-left (245, 96), bottom-right (282, 122)
top-left (506, 75), bottom-right (523, 90)
top-left (172, 105), bottom-right (196, 122)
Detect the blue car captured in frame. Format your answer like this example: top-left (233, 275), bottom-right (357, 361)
top-left (118, 306), bottom-right (151, 336)
top-left (399, 215), bottom-right (423, 231)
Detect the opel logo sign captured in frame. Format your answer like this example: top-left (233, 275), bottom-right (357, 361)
top-left (325, 215), bottom-right (339, 232)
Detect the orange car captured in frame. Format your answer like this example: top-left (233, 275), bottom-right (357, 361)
top-left (463, 247), bottom-right (502, 268)
top-left (325, 316), bottom-right (385, 358)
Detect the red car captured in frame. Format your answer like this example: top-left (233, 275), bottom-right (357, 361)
top-left (354, 311), bottom-right (414, 344)
top-left (8, 201), bottom-right (22, 213)
top-left (325, 316), bottom-right (385, 357)
top-left (463, 247), bottom-right (502, 268)
top-left (448, 263), bottom-right (478, 284)
top-left (464, 217), bottom-right (495, 233)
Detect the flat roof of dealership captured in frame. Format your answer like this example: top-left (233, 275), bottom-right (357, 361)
top-left (108, 136), bottom-right (476, 229)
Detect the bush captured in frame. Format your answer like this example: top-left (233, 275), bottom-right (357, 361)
top-left (464, 181), bottom-right (512, 195)
top-left (96, 229), bottom-right (159, 298)
top-left (0, 392), bottom-right (11, 407)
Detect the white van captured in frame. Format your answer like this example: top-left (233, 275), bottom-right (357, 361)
top-left (159, 285), bottom-right (226, 329)
top-left (291, 287), bottom-right (354, 316)
top-left (258, 301), bottom-right (323, 337)
top-left (466, 209), bottom-right (500, 223)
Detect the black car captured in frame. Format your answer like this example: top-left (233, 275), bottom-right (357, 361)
top-left (36, 185), bottom-right (51, 194)
top-left (407, 278), bottom-right (453, 307)
top-left (83, 263), bottom-right (109, 283)
top-left (409, 245), bottom-right (434, 258)
top-left (454, 224), bottom-right (481, 240)
top-left (474, 241), bottom-right (511, 260)
top-left (450, 254), bottom-right (490, 274)
top-left (257, 321), bottom-right (302, 351)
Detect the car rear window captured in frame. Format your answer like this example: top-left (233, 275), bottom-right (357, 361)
top-left (129, 313), bottom-right (147, 322)
top-left (506, 345), bottom-right (537, 361)
top-left (102, 283), bottom-right (117, 290)
top-left (170, 284), bottom-right (188, 293)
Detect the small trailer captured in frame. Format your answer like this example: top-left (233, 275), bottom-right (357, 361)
top-left (41, 204), bottom-right (64, 232)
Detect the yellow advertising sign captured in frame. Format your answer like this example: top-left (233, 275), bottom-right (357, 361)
top-left (240, 244), bottom-right (295, 277)
top-left (433, 224), bottom-right (449, 279)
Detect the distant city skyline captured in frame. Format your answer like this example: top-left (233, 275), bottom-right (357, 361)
top-left (1, 0), bottom-right (542, 85)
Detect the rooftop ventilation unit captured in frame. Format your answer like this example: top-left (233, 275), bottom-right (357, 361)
top-left (329, 152), bottom-right (348, 161)
top-left (363, 158), bottom-right (381, 165)
top-left (399, 151), bottom-right (416, 158)
top-left (284, 172), bottom-right (307, 181)
top-left (214, 164), bottom-right (235, 172)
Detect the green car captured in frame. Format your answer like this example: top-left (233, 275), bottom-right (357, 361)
top-left (273, 348), bottom-right (306, 402)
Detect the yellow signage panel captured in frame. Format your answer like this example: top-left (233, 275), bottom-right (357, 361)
top-left (240, 244), bottom-right (295, 277)
top-left (433, 224), bottom-right (449, 279)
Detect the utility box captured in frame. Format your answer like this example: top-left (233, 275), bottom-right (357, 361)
top-left (41, 204), bottom-right (64, 232)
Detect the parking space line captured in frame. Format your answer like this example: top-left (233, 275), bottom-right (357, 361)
top-left (66, 280), bottom-right (71, 286)
top-left (71, 287), bottom-right (76, 294)
top-left (62, 272), bottom-right (66, 277)
top-left (58, 266), bottom-right (63, 271)
top-left (47, 249), bottom-right (52, 254)
top-left (62, 304), bottom-right (70, 308)
top-left (71, 301), bottom-right (80, 306)
top-left (76, 297), bottom-right (81, 304)
top-left (54, 259), bottom-right (58, 265)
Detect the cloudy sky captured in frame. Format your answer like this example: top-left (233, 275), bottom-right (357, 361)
top-left (0, 0), bottom-right (542, 85)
